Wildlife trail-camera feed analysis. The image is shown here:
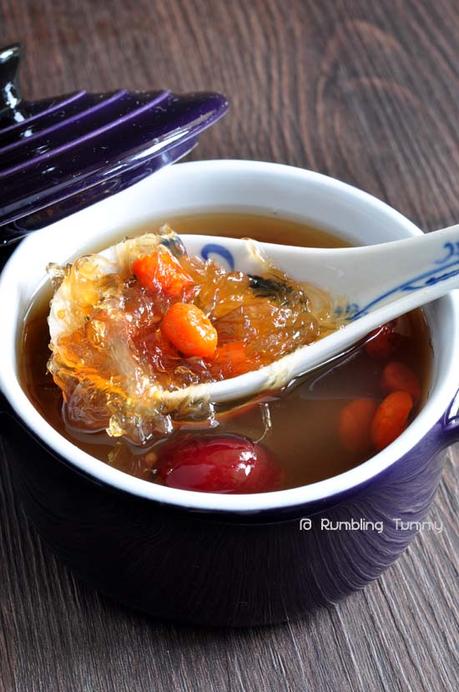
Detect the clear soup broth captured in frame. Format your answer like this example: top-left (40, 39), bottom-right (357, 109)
top-left (20, 213), bottom-right (431, 491)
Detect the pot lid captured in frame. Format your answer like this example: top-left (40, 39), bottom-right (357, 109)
top-left (0, 44), bottom-right (228, 247)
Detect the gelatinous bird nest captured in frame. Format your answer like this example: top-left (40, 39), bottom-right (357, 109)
top-left (47, 227), bottom-right (339, 444)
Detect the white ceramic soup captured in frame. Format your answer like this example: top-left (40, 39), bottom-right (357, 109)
top-left (1, 160), bottom-right (458, 517)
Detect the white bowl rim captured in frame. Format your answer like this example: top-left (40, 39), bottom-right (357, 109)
top-left (1, 159), bottom-right (458, 514)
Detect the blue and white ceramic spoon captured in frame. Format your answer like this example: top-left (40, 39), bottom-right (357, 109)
top-left (169, 224), bottom-right (459, 404)
top-left (48, 224), bottom-right (459, 409)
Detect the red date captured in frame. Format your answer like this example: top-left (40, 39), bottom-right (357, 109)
top-left (154, 433), bottom-right (284, 494)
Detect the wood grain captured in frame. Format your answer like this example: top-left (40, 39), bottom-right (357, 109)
top-left (0, 0), bottom-right (458, 690)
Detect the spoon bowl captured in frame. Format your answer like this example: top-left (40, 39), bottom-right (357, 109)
top-left (48, 223), bottom-right (459, 409)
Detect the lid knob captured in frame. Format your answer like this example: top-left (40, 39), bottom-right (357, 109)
top-left (0, 43), bottom-right (22, 122)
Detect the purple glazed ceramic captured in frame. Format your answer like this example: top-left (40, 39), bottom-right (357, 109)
top-left (0, 44), bottom-right (228, 248)
top-left (0, 158), bottom-right (458, 625)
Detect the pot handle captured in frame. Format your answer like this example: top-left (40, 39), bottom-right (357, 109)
top-left (442, 388), bottom-right (459, 445)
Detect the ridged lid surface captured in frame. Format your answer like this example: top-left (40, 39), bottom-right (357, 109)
top-left (0, 44), bottom-right (228, 246)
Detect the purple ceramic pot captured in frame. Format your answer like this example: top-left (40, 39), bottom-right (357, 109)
top-left (0, 161), bottom-right (458, 626)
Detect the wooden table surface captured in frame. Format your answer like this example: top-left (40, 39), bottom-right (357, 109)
top-left (1, 1), bottom-right (458, 690)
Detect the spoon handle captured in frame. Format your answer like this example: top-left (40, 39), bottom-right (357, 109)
top-left (326, 223), bottom-right (459, 318)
